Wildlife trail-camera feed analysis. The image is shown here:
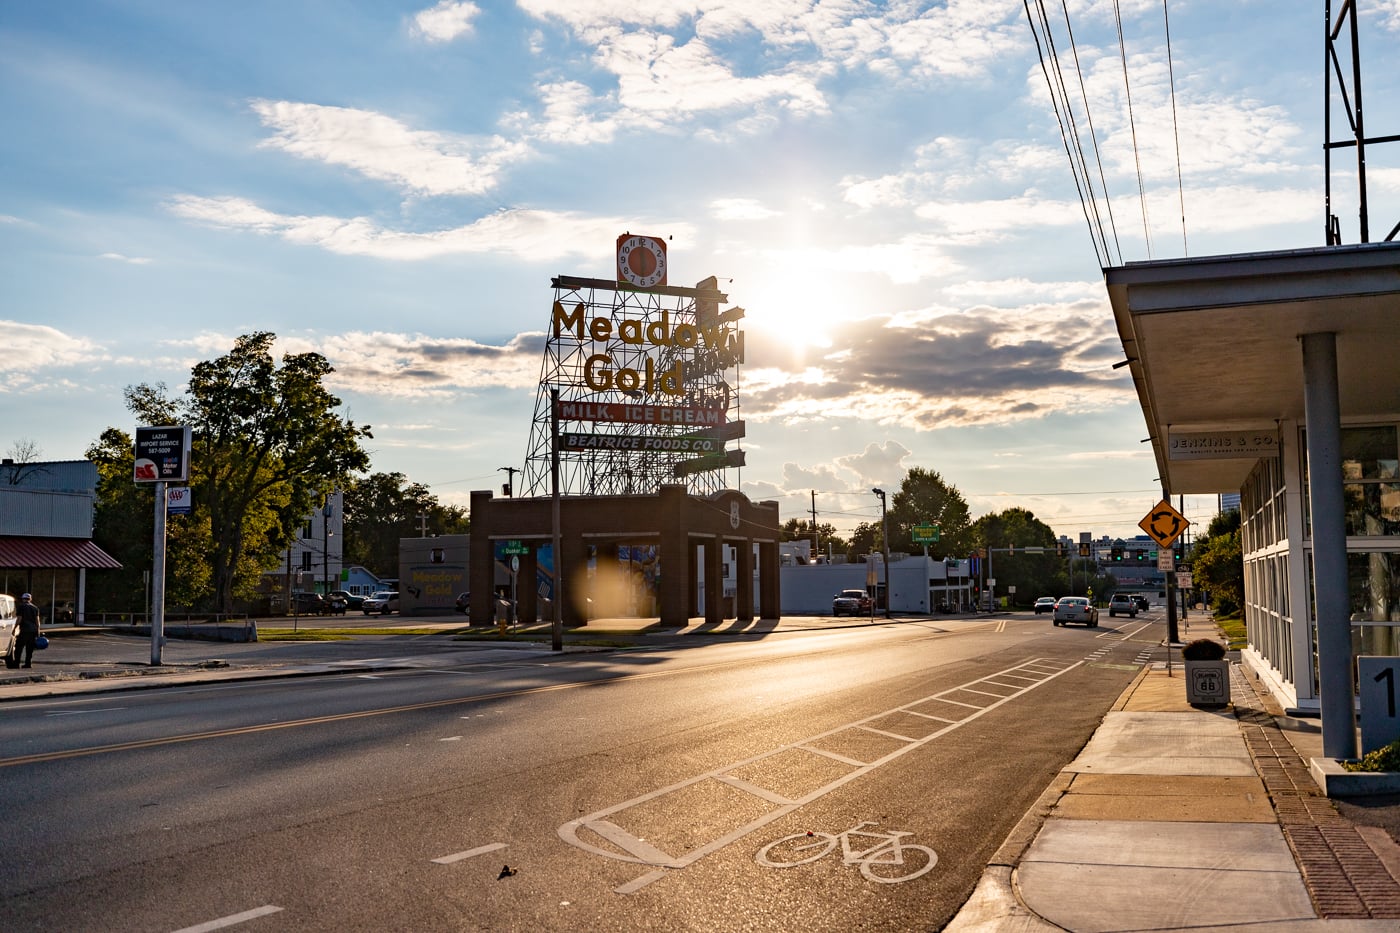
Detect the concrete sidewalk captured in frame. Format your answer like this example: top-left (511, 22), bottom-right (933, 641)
top-left (948, 628), bottom-right (1400, 931)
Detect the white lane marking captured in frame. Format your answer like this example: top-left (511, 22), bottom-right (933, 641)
top-left (558, 656), bottom-right (1082, 894)
top-left (439, 736), bottom-right (462, 742)
top-left (170, 905), bottom-right (283, 932)
top-left (356, 675), bottom-right (381, 679)
top-left (46, 707), bottom-right (128, 716)
top-left (432, 842), bottom-right (507, 864)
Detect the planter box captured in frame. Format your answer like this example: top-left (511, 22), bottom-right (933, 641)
top-left (1185, 659), bottom-right (1230, 707)
top-left (1309, 757), bottom-right (1400, 797)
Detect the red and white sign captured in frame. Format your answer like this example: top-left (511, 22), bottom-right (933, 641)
top-left (554, 400), bottom-right (724, 426)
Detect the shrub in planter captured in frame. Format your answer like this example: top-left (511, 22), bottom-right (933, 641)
top-left (1181, 638), bottom-right (1226, 661)
top-left (1343, 738), bottom-right (1400, 773)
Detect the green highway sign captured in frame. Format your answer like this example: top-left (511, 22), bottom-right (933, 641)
top-left (912, 524), bottom-right (940, 544)
top-left (502, 540), bottom-right (529, 556)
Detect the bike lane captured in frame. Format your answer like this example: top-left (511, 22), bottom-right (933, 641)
top-left (558, 656), bottom-right (1083, 894)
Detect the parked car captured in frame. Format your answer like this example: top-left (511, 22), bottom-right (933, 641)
top-left (1053, 596), bottom-right (1099, 627)
top-left (289, 592), bottom-right (325, 614)
top-left (1108, 593), bottom-right (1138, 618)
top-left (324, 594), bottom-right (348, 616)
top-left (1, 594), bottom-right (19, 669)
top-left (1033, 596), bottom-right (1057, 615)
top-left (832, 589), bottom-right (872, 616)
top-left (327, 590), bottom-right (365, 611)
top-left (1132, 595), bottom-right (1151, 612)
top-left (455, 592), bottom-right (470, 614)
top-left (362, 591), bottom-right (399, 615)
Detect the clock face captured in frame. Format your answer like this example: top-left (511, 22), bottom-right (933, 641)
top-left (617, 235), bottom-right (667, 288)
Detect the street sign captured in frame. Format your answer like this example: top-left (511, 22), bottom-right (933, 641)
top-left (1138, 499), bottom-right (1190, 548)
top-left (502, 540), bottom-right (529, 556)
top-left (912, 524), bottom-right (939, 544)
top-left (1177, 571), bottom-right (1193, 588)
top-left (1157, 549), bottom-right (1175, 571)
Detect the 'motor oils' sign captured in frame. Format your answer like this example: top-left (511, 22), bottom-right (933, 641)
top-left (134, 425), bottom-right (191, 484)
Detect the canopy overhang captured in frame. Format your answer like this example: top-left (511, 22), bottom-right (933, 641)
top-left (1105, 243), bottom-right (1400, 494)
top-left (0, 537), bottom-right (122, 570)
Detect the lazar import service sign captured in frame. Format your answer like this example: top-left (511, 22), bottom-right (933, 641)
top-left (133, 425), bottom-right (192, 484)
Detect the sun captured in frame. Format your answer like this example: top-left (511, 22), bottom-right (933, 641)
top-left (742, 252), bottom-right (860, 349)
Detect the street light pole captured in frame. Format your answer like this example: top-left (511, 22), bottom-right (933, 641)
top-left (872, 488), bottom-right (889, 618)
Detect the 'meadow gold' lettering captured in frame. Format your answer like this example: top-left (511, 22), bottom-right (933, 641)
top-left (552, 301), bottom-right (742, 397)
top-left (584, 355), bottom-right (684, 395)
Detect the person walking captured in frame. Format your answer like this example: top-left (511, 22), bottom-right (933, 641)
top-left (15, 592), bottom-right (41, 668)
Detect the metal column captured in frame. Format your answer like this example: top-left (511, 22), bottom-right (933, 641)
top-left (1301, 332), bottom-right (1355, 760)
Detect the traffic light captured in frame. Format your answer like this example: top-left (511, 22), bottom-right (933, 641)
top-left (1136, 550), bottom-right (1147, 561)
top-left (1111, 547), bottom-right (1123, 561)
top-left (1173, 545), bottom-right (1185, 561)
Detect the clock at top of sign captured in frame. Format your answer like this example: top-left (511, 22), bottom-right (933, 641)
top-left (616, 234), bottom-right (667, 288)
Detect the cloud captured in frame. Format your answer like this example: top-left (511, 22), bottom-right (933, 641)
top-left (166, 195), bottom-right (687, 262)
top-left (742, 296), bottom-right (1130, 430)
top-left (299, 331), bottom-right (545, 399)
top-left (0, 322), bottom-right (104, 389)
top-left (250, 99), bottom-right (528, 197)
top-left (836, 440), bottom-right (913, 488)
top-left (410, 1), bottom-right (481, 43)
top-left (98, 252), bottom-right (152, 265)
top-left (711, 198), bottom-right (781, 221)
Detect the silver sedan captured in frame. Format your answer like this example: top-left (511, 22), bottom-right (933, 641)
top-left (1052, 596), bottom-right (1099, 627)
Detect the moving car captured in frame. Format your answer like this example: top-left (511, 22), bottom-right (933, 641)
top-left (362, 591), bottom-right (399, 615)
top-left (1033, 596), bottom-right (1057, 614)
top-left (1108, 593), bottom-right (1138, 618)
top-left (1053, 596), bottom-right (1098, 627)
top-left (455, 592), bottom-right (470, 614)
top-left (324, 594), bottom-right (348, 615)
top-left (832, 589), bottom-right (872, 616)
top-left (1132, 595), bottom-right (1151, 612)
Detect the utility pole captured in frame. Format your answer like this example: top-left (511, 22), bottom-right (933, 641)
top-left (498, 466), bottom-right (519, 497)
top-left (872, 487), bottom-right (889, 618)
top-left (810, 490), bottom-right (819, 561)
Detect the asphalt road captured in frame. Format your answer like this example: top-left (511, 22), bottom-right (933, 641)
top-left (0, 615), bottom-right (1167, 931)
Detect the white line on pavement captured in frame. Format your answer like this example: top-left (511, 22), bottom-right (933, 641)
top-left (432, 842), bottom-right (508, 864)
top-left (170, 905), bottom-right (283, 933)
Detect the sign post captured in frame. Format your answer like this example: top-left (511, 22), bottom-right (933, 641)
top-left (1139, 500), bottom-right (1190, 648)
top-left (134, 426), bottom-right (191, 666)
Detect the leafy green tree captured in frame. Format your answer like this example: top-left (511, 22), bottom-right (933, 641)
top-left (1192, 508), bottom-right (1243, 614)
top-left (121, 333), bottom-right (372, 611)
top-left (972, 508), bottom-right (1062, 605)
top-left (86, 428), bottom-right (154, 612)
top-left (845, 521), bottom-right (880, 563)
top-left (780, 517), bottom-right (847, 561)
top-left (886, 467), bottom-right (972, 558)
top-left (343, 472), bottom-right (469, 577)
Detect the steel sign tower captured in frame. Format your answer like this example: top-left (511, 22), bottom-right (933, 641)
top-left (521, 271), bottom-right (746, 497)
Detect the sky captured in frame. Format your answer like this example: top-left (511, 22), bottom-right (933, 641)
top-left (3, 0), bottom-right (1399, 545)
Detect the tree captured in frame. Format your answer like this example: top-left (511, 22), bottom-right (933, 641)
top-left (1192, 508), bottom-right (1243, 614)
top-left (845, 521), bottom-right (880, 563)
top-left (780, 517), bottom-right (846, 561)
top-left (120, 333), bottom-right (372, 612)
top-left (3, 438), bottom-right (49, 486)
top-left (86, 429), bottom-right (154, 612)
top-left (886, 467), bottom-right (972, 558)
top-left (342, 472), bottom-right (469, 577)
top-left (972, 508), bottom-right (1062, 604)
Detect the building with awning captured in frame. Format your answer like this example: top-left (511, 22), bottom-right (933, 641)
top-left (0, 459), bottom-right (122, 623)
top-left (1106, 241), bottom-right (1400, 760)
